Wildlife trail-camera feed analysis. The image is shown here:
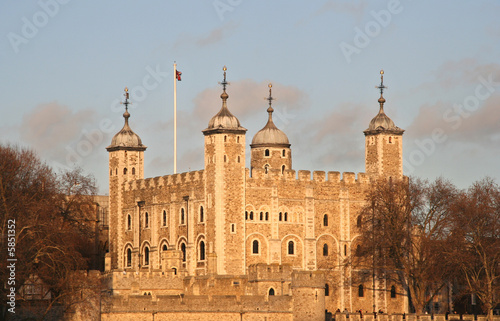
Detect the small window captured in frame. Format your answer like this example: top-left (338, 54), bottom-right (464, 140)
top-left (288, 241), bottom-right (294, 255)
top-left (323, 214), bottom-right (328, 226)
top-left (224, 135), bottom-right (227, 142)
top-left (391, 286), bottom-right (396, 298)
top-left (162, 244), bottom-right (168, 251)
top-left (237, 136), bottom-right (240, 143)
top-left (269, 288), bottom-right (275, 296)
top-left (110, 169), bottom-right (112, 176)
top-left (252, 240), bottom-right (259, 254)
top-left (237, 156), bottom-right (240, 163)
top-left (265, 212), bottom-right (269, 221)
top-left (279, 212), bottom-right (282, 221)
top-left (123, 168), bottom-right (127, 175)
top-left (144, 247), bottom-right (150, 266)
top-left (358, 284), bottom-right (364, 297)
top-left (281, 165), bottom-right (285, 174)
top-left (126, 248), bottom-right (132, 267)
top-left (250, 211), bottom-right (254, 220)
top-left (389, 136), bottom-right (392, 143)
top-left (115, 169), bottom-right (118, 175)
top-left (284, 212), bottom-right (288, 222)
top-left (181, 243), bottom-right (186, 262)
top-left (260, 212), bottom-right (263, 220)
top-left (145, 212), bottom-right (149, 228)
top-left (323, 244), bottom-right (328, 256)
top-left (265, 149), bottom-right (270, 157)
top-left (231, 223), bottom-right (236, 233)
top-left (132, 167), bottom-right (136, 175)
top-left (355, 245), bottom-right (362, 257)
top-left (325, 283), bottom-right (330, 296)
top-left (163, 210), bottom-right (167, 226)
top-left (245, 211), bottom-right (248, 220)
top-left (127, 215), bottom-right (131, 230)
top-left (224, 155), bottom-right (227, 162)
top-left (282, 149), bottom-right (285, 157)
top-left (200, 206), bottom-right (204, 223)
top-left (180, 208), bottom-right (185, 225)
top-left (264, 164), bottom-right (269, 174)
top-left (357, 215), bottom-right (362, 228)
top-left (199, 241), bottom-right (205, 261)
top-left (344, 244), bottom-right (347, 256)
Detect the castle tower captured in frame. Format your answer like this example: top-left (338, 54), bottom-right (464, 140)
top-left (364, 71), bottom-right (404, 179)
top-left (250, 83), bottom-right (292, 175)
top-left (106, 88), bottom-right (147, 269)
top-left (202, 67), bottom-right (247, 275)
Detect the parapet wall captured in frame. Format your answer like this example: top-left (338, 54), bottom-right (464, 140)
top-left (247, 168), bottom-right (371, 185)
top-left (124, 170), bottom-right (205, 191)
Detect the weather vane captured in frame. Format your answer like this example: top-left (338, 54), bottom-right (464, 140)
top-left (121, 87), bottom-right (131, 111)
top-left (266, 83), bottom-right (275, 109)
top-left (376, 70), bottom-right (387, 96)
top-left (219, 66), bottom-right (229, 92)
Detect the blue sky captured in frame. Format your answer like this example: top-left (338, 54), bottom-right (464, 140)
top-left (1, 1), bottom-right (500, 194)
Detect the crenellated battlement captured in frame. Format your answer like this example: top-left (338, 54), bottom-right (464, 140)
top-left (124, 170), bottom-right (205, 192)
top-left (247, 167), bottom-right (372, 186)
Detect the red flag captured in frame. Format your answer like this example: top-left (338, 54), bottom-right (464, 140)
top-left (176, 70), bottom-right (182, 81)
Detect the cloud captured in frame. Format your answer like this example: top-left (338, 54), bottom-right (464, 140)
top-left (173, 22), bottom-right (238, 51)
top-left (192, 79), bottom-right (308, 126)
top-left (20, 102), bottom-right (96, 160)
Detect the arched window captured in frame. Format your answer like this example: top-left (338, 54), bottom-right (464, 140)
top-left (123, 168), bottom-right (127, 175)
top-left (200, 206), bottom-right (204, 223)
top-left (132, 167), bottom-right (136, 175)
top-left (279, 212), bottom-right (282, 221)
top-left (323, 244), bottom-right (329, 256)
top-left (252, 240), bottom-right (259, 254)
top-left (281, 165), bottom-right (285, 174)
top-left (357, 215), bottom-right (362, 228)
top-left (181, 243), bottom-right (186, 262)
top-left (325, 283), bottom-right (330, 296)
top-left (180, 208), bottom-right (185, 225)
top-left (260, 212), bottom-right (263, 220)
top-left (269, 288), bottom-right (275, 296)
top-left (249, 211), bottom-right (254, 220)
top-left (264, 164), bottom-right (269, 174)
top-left (284, 212), bottom-right (288, 222)
top-left (163, 210), bottom-right (167, 226)
top-left (145, 212), bottom-right (149, 228)
top-left (162, 244), bottom-right (168, 251)
top-left (126, 248), bottom-right (132, 267)
top-left (288, 241), bottom-right (294, 255)
top-left (358, 284), bottom-right (364, 297)
top-left (127, 215), bottom-right (131, 230)
top-left (265, 212), bottom-right (269, 221)
top-left (282, 149), bottom-right (285, 157)
top-left (199, 241), bottom-right (205, 261)
top-left (391, 286), bottom-right (396, 298)
top-left (355, 245), bottom-right (362, 257)
top-left (144, 247), bottom-right (150, 266)
top-left (265, 149), bottom-right (270, 157)
top-left (245, 211), bottom-right (248, 220)
top-left (323, 214), bottom-right (328, 226)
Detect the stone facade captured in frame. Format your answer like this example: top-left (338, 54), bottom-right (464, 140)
top-left (104, 71), bottom-right (406, 320)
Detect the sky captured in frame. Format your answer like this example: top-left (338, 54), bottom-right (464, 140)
top-left (1, 1), bottom-right (500, 194)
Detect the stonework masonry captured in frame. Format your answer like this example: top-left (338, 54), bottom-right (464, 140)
top-left (102, 73), bottom-right (407, 320)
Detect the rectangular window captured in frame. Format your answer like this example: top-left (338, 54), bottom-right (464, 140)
top-left (231, 223), bottom-right (236, 234)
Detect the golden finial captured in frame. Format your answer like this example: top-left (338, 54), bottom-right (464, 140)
top-left (266, 83), bottom-right (275, 112)
top-left (121, 87), bottom-right (131, 112)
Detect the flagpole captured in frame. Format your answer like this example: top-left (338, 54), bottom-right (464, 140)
top-left (173, 62), bottom-right (177, 174)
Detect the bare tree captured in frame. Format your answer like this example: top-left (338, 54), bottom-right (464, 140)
top-left (0, 145), bottom-right (101, 321)
top-left (358, 177), bottom-right (457, 316)
top-left (448, 178), bottom-right (500, 321)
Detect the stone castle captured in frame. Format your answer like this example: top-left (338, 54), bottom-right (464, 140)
top-left (102, 68), bottom-right (407, 320)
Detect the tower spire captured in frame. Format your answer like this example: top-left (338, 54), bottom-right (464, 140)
top-left (121, 87), bottom-right (131, 124)
top-left (376, 70), bottom-right (386, 111)
top-left (219, 66), bottom-right (229, 105)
